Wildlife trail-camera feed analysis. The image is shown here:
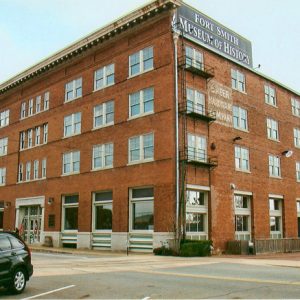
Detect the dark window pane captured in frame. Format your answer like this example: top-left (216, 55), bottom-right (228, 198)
top-left (0, 237), bottom-right (11, 251)
top-left (64, 207), bottom-right (78, 230)
top-left (0, 211), bottom-right (3, 229)
top-left (132, 201), bottom-right (153, 230)
top-left (0, 201), bottom-right (4, 208)
top-left (65, 195), bottom-right (79, 204)
top-left (132, 188), bottom-right (153, 199)
top-left (95, 191), bottom-right (112, 202)
top-left (95, 204), bottom-right (112, 230)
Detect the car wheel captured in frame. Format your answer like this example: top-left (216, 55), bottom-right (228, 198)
top-left (10, 269), bottom-right (27, 294)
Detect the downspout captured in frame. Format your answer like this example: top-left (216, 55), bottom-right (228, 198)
top-left (173, 31), bottom-right (180, 241)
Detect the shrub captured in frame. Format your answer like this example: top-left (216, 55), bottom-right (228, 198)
top-left (153, 246), bottom-right (176, 256)
top-left (179, 240), bottom-right (212, 257)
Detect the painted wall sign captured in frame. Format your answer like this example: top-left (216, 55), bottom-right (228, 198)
top-left (173, 5), bottom-right (253, 68)
top-left (208, 80), bottom-right (233, 127)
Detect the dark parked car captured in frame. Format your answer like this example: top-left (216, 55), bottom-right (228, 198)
top-left (0, 232), bottom-right (33, 294)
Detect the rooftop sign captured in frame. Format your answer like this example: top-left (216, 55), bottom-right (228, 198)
top-left (173, 5), bottom-right (253, 67)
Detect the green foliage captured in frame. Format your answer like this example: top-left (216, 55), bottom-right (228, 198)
top-left (179, 240), bottom-right (212, 257)
top-left (153, 246), bottom-right (177, 256)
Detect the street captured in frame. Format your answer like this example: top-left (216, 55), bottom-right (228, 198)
top-left (1, 252), bottom-right (300, 299)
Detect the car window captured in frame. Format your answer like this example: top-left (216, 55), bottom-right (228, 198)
top-left (9, 236), bottom-right (24, 249)
top-left (0, 236), bottom-right (12, 251)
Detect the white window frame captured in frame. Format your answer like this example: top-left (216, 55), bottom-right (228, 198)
top-left (186, 87), bottom-right (205, 115)
top-left (43, 124), bottom-right (48, 144)
top-left (128, 133), bottom-right (154, 164)
top-left (231, 69), bottom-right (246, 93)
top-left (42, 158), bottom-right (47, 179)
top-left (294, 128), bottom-right (300, 148)
top-left (93, 101), bottom-right (114, 129)
top-left (94, 64), bottom-right (115, 91)
top-left (0, 110), bottom-right (9, 128)
top-left (27, 129), bottom-right (33, 148)
top-left (185, 46), bottom-right (204, 70)
top-left (269, 198), bottom-right (283, 239)
top-left (296, 162), bottom-right (300, 182)
top-left (62, 151), bottom-right (80, 175)
top-left (234, 194), bottom-right (252, 241)
top-left (233, 106), bottom-right (248, 131)
top-left (291, 98), bottom-right (300, 117)
top-left (20, 102), bottom-right (26, 119)
top-left (0, 137), bottom-right (8, 156)
top-left (234, 146), bottom-right (250, 172)
top-left (92, 143), bottom-right (114, 170)
top-left (129, 46), bottom-right (153, 77)
top-left (65, 77), bottom-right (82, 102)
top-left (269, 154), bottom-right (281, 178)
top-left (36, 96), bottom-right (41, 113)
top-left (33, 160), bottom-right (39, 180)
top-left (92, 191), bottom-right (113, 232)
top-left (35, 127), bottom-right (41, 146)
top-left (44, 92), bottom-right (50, 111)
top-left (0, 168), bottom-right (6, 186)
top-left (187, 133), bottom-right (207, 162)
top-left (129, 187), bottom-right (154, 232)
top-left (264, 85), bottom-right (277, 106)
top-left (267, 118), bottom-right (279, 141)
top-left (129, 87), bottom-right (154, 119)
top-left (62, 195), bottom-right (79, 232)
top-left (64, 112), bottom-right (81, 137)
top-left (25, 161), bottom-right (31, 181)
top-left (18, 164), bottom-right (23, 182)
top-left (28, 99), bottom-right (34, 116)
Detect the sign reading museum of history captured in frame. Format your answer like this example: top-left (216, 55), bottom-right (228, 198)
top-left (208, 80), bottom-right (233, 127)
top-left (173, 5), bottom-right (253, 68)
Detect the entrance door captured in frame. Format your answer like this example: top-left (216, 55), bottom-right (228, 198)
top-left (19, 206), bottom-right (42, 244)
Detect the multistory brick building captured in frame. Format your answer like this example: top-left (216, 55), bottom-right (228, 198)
top-left (0, 0), bottom-right (299, 252)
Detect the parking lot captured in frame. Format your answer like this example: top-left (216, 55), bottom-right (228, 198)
top-left (2, 251), bottom-right (300, 299)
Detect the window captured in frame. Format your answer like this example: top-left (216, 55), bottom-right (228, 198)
top-left (33, 160), bottom-right (39, 180)
top-left (0, 236), bottom-right (11, 251)
top-left (64, 112), bottom-right (81, 137)
top-left (0, 110), bottom-right (9, 127)
top-left (264, 85), bottom-right (276, 106)
top-left (65, 77), bottom-right (82, 102)
top-left (129, 47), bottom-right (153, 76)
top-left (18, 164), bottom-right (23, 182)
top-left (28, 99), bottom-right (33, 116)
top-left (0, 137), bottom-right (8, 156)
top-left (20, 132), bottom-right (25, 150)
top-left (235, 146), bottom-right (250, 172)
top-left (269, 198), bottom-right (282, 238)
top-left (93, 101), bottom-right (114, 129)
top-left (44, 92), bottom-right (50, 110)
top-left (0, 168), bottom-right (6, 186)
top-left (93, 191), bottom-right (113, 231)
top-left (63, 151), bottom-right (80, 175)
top-left (0, 202), bottom-right (3, 229)
top-left (231, 69), bottom-right (246, 92)
top-left (35, 127), bottom-right (41, 145)
top-left (27, 129), bottom-right (33, 148)
top-left (129, 133), bottom-right (154, 163)
top-left (297, 201), bottom-right (300, 213)
top-left (269, 155), bottom-right (281, 177)
top-left (43, 124), bottom-right (48, 144)
top-left (129, 87), bottom-right (154, 118)
top-left (185, 46), bottom-right (204, 70)
top-left (294, 128), bottom-right (300, 148)
top-left (130, 187), bottom-right (154, 231)
top-left (25, 162), bottom-right (31, 181)
top-left (21, 102), bottom-right (26, 119)
top-left (186, 88), bottom-right (205, 115)
top-left (233, 106), bottom-right (248, 131)
top-left (36, 96), bottom-right (41, 113)
top-left (94, 64), bottom-right (115, 90)
top-left (62, 195), bottom-right (78, 231)
top-left (296, 162), bottom-right (300, 182)
top-left (234, 194), bottom-right (251, 240)
top-left (267, 118), bottom-right (279, 141)
top-left (185, 189), bottom-right (208, 239)
top-left (42, 158), bottom-right (47, 178)
top-left (92, 143), bottom-right (113, 170)
top-left (291, 98), bottom-right (300, 117)
top-left (187, 134), bottom-right (207, 162)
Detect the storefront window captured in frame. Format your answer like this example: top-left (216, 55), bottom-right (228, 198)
top-left (94, 191), bottom-right (112, 231)
top-left (63, 195), bottom-right (78, 231)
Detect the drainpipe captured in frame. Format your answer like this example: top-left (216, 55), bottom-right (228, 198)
top-left (173, 31), bottom-right (180, 241)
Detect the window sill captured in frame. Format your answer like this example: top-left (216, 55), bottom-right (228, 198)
top-left (127, 67), bottom-right (154, 80)
top-left (93, 83), bottom-right (115, 93)
top-left (92, 230), bottom-right (113, 233)
top-left (127, 159), bottom-right (154, 166)
top-left (20, 143), bottom-right (47, 152)
top-left (0, 154), bottom-right (7, 157)
top-left (17, 178), bottom-right (46, 184)
top-left (269, 175), bottom-right (282, 180)
top-left (233, 127), bottom-right (249, 133)
top-left (268, 138), bottom-right (280, 143)
top-left (127, 111), bottom-right (154, 121)
top-left (61, 172), bottom-right (80, 177)
top-left (20, 108), bottom-right (49, 121)
top-left (62, 133), bottom-right (81, 140)
top-left (265, 102), bottom-right (278, 108)
top-left (232, 88), bottom-right (247, 95)
top-left (91, 166), bottom-right (113, 172)
top-left (64, 96), bottom-right (82, 104)
top-left (235, 169), bottom-right (251, 174)
top-left (92, 123), bottom-right (114, 131)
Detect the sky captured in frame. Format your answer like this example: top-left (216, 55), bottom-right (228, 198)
top-left (0, 0), bottom-right (300, 93)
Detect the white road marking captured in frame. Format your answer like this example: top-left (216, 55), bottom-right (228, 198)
top-left (142, 297), bottom-right (151, 300)
top-left (22, 285), bottom-right (76, 300)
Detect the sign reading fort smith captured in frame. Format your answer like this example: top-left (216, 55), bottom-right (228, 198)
top-left (208, 80), bottom-right (233, 127)
top-left (173, 5), bottom-right (253, 67)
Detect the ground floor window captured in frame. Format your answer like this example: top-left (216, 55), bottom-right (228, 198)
top-left (130, 187), bottom-right (154, 231)
top-left (297, 200), bottom-right (300, 238)
top-left (93, 191), bottom-right (113, 231)
top-left (185, 189), bottom-right (208, 240)
top-left (234, 194), bottom-right (251, 241)
top-left (269, 197), bottom-right (283, 239)
top-left (0, 201), bottom-right (4, 230)
top-left (63, 195), bottom-right (79, 231)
